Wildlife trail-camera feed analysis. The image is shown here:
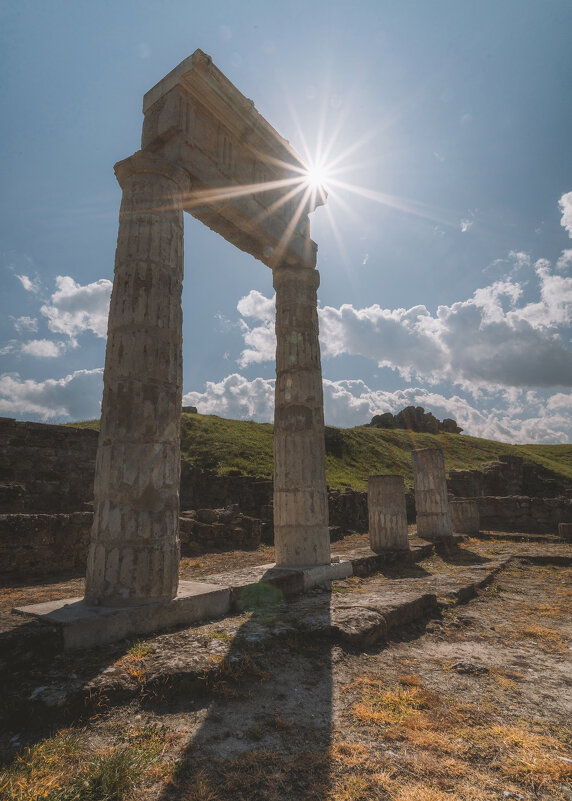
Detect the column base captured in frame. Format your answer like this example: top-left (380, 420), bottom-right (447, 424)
top-left (274, 525), bottom-right (331, 568)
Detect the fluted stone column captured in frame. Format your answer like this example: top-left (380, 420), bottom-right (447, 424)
top-left (85, 151), bottom-right (190, 606)
top-left (273, 265), bottom-right (330, 567)
top-left (368, 475), bottom-right (409, 553)
top-left (449, 498), bottom-right (480, 535)
top-left (412, 448), bottom-right (453, 542)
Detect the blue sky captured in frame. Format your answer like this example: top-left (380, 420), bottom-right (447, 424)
top-left (1, 0), bottom-right (571, 443)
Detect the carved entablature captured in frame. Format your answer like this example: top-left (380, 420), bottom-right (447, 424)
top-left (140, 49), bottom-right (324, 269)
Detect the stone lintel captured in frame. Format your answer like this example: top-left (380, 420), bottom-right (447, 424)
top-left (140, 49), bottom-right (324, 269)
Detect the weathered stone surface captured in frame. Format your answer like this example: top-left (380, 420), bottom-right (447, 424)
top-left (0, 417), bottom-right (97, 514)
top-left (368, 474), bottom-right (409, 553)
top-left (0, 512), bottom-right (93, 577)
top-left (559, 522), bottom-right (572, 541)
top-left (273, 266), bottom-right (329, 567)
top-left (412, 448), bottom-right (453, 542)
top-left (477, 496), bottom-right (572, 535)
top-left (448, 454), bottom-right (572, 499)
top-left (449, 498), bottom-right (480, 535)
top-left (85, 153), bottom-right (190, 607)
top-left (141, 49), bottom-right (324, 270)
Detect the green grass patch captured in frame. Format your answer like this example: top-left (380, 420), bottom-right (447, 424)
top-left (0, 726), bottom-right (164, 801)
top-left (68, 413), bottom-right (572, 491)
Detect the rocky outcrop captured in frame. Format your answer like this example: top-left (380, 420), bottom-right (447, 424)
top-left (370, 406), bottom-right (463, 435)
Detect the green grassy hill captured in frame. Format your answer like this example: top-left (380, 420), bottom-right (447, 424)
top-left (70, 412), bottom-right (572, 491)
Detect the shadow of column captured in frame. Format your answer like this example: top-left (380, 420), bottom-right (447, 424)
top-left (155, 582), bottom-right (333, 800)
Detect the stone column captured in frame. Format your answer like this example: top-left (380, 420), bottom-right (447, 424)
top-left (272, 264), bottom-right (330, 567)
top-left (412, 448), bottom-right (453, 542)
top-left (449, 498), bottom-right (480, 535)
top-left (85, 151), bottom-right (190, 606)
top-left (368, 474), bottom-right (409, 553)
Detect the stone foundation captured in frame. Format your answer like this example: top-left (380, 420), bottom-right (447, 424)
top-left (478, 496), bottom-right (572, 535)
top-left (0, 513), bottom-right (93, 577)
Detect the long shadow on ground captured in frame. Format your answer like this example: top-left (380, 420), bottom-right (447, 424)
top-left (155, 583), bottom-right (333, 801)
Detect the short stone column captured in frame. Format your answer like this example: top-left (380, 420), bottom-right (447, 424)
top-left (85, 151), bottom-right (190, 606)
top-left (558, 522), bottom-right (572, 542)
top-left (412, 448), bottom-right (453, 541)
top-left (368, 475), bottom-right (409, 553)
top-left (449, 498), bottom-right (480, 535)
top-left (272, 264), bottom-right (330, 567)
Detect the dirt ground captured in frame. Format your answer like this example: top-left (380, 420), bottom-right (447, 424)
top-left (1, 537), bottom-right (571, 801)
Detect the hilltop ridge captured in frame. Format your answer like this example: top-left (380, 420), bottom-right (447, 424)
top-left (70, 412), bottom-right (572, 492)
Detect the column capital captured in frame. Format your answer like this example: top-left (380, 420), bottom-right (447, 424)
top-left (272, 264), bottom-right (320, 291)
top-left (114, 150), bottom-right (192, 194)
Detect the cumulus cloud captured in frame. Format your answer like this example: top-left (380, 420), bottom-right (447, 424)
top-left (237, 290), bottom-right (275, 367)
top-left (559, 191), bottom-right (572, 238)
top-left (40, 276), bottom-right (112, 343)
top-left (21, 339), bottom-right (65, 358)
top-left (556, 249), bottom-right (572, 272)
top-left (182, 373), bottom-right (571, 444)
top-left (0, 368), bottom-right (104, 421)
top-left (12, 316), bottom-right (38, 334)
top-left (183, 374), bottom-right (275, 421)
top-left (236, 262), bottom-right (572, 391)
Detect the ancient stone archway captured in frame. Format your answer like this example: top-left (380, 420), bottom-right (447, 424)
top-left (84, 50), bottom-right (330, 606)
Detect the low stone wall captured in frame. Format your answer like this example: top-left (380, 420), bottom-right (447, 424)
top-left (180, 464), bottom-right (273, 518)
top-left (477, 495), bottom-right (572, 535)
top-left (0, 512), bottom-right (93, 577)
top-left (448, 455), bottom-right (571, 500)
top-left (179, 507), bottom-right (268, 553)
top-left (0, 418), bottom-right (98, 514)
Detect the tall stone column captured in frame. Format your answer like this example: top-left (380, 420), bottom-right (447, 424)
top-left (85, 151), bottom-right (190, 606)
top-left (273, 264), bottom-right (330, 567)
top-left (412, 448), bottom-right (453, 542)
top-left (368, 474), bottom-right (410, 553)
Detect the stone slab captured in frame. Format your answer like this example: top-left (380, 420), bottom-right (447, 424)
top-left (13, 580), bottom-right (231, 651)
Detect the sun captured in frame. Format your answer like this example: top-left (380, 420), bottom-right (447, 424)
top-left (304, 159), bottom-right (331, 191)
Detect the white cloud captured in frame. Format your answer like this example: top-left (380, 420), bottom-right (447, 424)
top-left (21, 339), bottom-right (65, 358)
top-left (460, 219), bottom-right (473, 233)
top-left (16, 274), bottom-right (42, 293)
top-left (559, 191), bottom-right (572, 238)
top-left (12, 316), bottom-right (38, 333)
top-left (556, 249), bottom-right (572, 272)
top-left (507, 250), bottom-right (531, 272)
top-left (183, 374), bottom-right (275, 421)
top-left (181, 373), bottom-right (571, 444)
top-left (236, 289), bottom-right (275, 322)
top-left (236, 261), bottom-right (572, 392)
top-left (40, 276), bottom-right (112, 343)
top-left (0, 368), bottom-right (104, 421)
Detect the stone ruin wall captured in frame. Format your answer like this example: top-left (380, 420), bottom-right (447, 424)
top-left (1, 417), bottom-right (571, 577)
